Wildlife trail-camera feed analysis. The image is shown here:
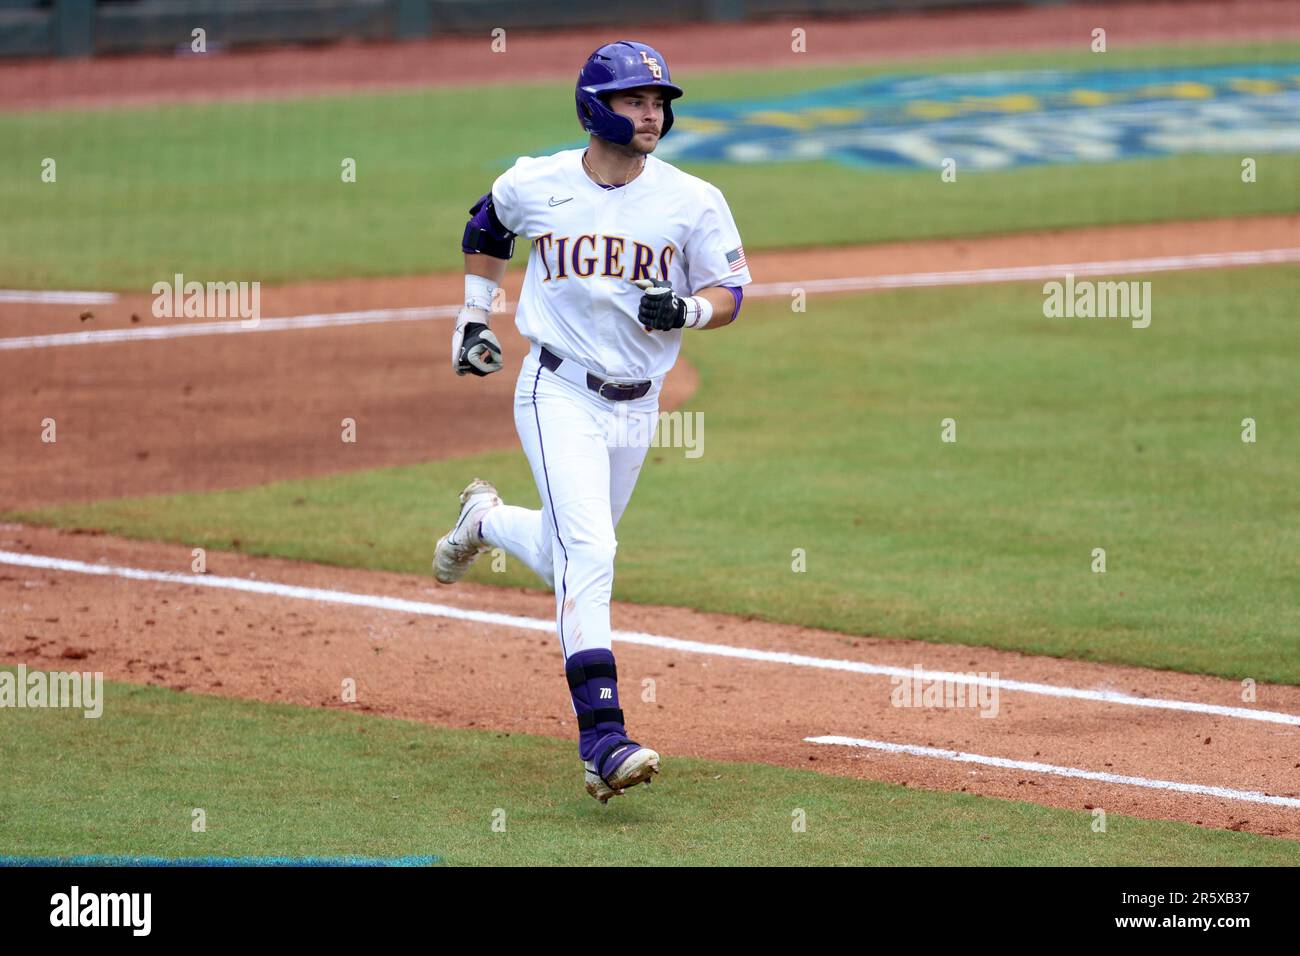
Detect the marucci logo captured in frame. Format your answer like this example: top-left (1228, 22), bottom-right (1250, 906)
top-left (50, 886), bottom-right (151, 936)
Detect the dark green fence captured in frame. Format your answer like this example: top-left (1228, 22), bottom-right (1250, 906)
top-left (0, 0), bottom-right (1034, 59)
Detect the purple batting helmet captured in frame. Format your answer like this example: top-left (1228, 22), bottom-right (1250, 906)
top-left (575, 40), bottom-right (684, 145)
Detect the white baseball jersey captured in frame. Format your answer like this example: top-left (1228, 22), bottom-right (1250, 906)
top-left (490, 147), bottom-right (753, 381)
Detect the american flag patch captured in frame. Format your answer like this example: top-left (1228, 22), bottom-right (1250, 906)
top-left (725, 246), bottom-right (748, 273)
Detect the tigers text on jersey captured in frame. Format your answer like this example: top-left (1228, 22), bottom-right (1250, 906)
top-left (490, 148), bottom-right (753, 381)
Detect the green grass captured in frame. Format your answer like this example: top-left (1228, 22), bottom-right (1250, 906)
top-left (14, 266), bottom-right (1300, 683)
top-left (3, 677), bottom-right (1297, 865)
top-left (1, 41), bottom-right (1298, 289)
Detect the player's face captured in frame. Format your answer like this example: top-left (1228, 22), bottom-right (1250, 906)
top-left (609, 89), bottom-right (666, 154)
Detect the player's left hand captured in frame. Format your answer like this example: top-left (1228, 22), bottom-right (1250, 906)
top-left (632, 278), bottom-right (686, 332)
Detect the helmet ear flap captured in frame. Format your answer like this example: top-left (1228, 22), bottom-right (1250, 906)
top-left (577, 89), bottom-right (635, 146)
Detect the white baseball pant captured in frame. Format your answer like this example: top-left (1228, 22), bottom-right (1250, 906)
top-left (480, 343), bottom-right (662, 661)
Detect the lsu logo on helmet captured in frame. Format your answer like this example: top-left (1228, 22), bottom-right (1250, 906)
top-left (639, 50), bottom-right (662, 81)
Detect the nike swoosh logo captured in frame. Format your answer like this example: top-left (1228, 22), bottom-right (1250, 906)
top-left (548, 196), bottom-right (573, 206)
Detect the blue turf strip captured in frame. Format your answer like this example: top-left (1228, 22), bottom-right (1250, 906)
top-left (0, 855), bottom-right (439, 867)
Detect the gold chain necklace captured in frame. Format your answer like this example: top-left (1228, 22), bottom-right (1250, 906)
top-left (583, 149), bottom-right (645, 188)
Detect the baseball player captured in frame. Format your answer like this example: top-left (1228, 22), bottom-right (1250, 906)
top-left (434, 40), bottom-right (752, 803)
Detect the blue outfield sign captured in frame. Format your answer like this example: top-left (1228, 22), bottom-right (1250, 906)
top-left (649, 63), bottom-right (1300, 170)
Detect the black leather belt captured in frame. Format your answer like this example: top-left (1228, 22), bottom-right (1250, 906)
top-left (538, 345), bottom-right (653, 402)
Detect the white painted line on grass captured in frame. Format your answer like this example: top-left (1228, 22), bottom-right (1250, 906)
top-left (4, 247), bottom-right (1298, 351)
top-left (3, 549), bottom-right (1298, 728)
top-left (746, 247), bottom-right (1300, 297)
top-left (0, 305), bottom-right (459, 351)
top-left (0, 290), bottom-right (119, 305)
top-left (805, 735), bottom-right (1300, 809)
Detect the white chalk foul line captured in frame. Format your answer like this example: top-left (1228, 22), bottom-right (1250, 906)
top-left (748, 247), bottom-right (1300, 295)
top-left (4, 247), bottom-right (1299, 351)
top-left (3, 549), bottom-right (1298, 728)
top-left (0, 305), bottom-right (459, 351)
top-left (746, 247), bottom-right (1300, 297)
top-left (805, 735), bottom-right (1300, 810)
top-left (0, 289), bottom-right (118, 305)
top-left (748, 244), bottom-right (1300, 297)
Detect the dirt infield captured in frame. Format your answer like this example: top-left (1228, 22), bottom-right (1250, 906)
top-left (4, 522), bottom-right (1298, 838)
top-left (4, 0), bottom-right (1298, 112)
top-left (0, 279), bottom-right (700, 510)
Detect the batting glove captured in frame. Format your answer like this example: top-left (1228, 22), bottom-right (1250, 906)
top-left (633, 278), bottom-right (686, 332)
top-left (452, 307), bottom-right (503, 376)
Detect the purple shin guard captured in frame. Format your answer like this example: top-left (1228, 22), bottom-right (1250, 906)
top-left (566, 649), bottom-right (639, 779)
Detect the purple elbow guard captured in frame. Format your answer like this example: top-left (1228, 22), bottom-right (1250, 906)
top-left (462, 193), bottom-right (516, 259)
top-left (723, 285), bottom-right (744, 322)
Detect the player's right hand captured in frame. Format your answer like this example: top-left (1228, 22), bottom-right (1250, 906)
top-left (452, 307), bottom-right (503, 376)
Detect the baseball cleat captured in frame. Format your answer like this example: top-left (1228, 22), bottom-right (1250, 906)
top-left (432, 478), bottom-right (502, 584)
top-left (584, 746), bottom-right (660, 804)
